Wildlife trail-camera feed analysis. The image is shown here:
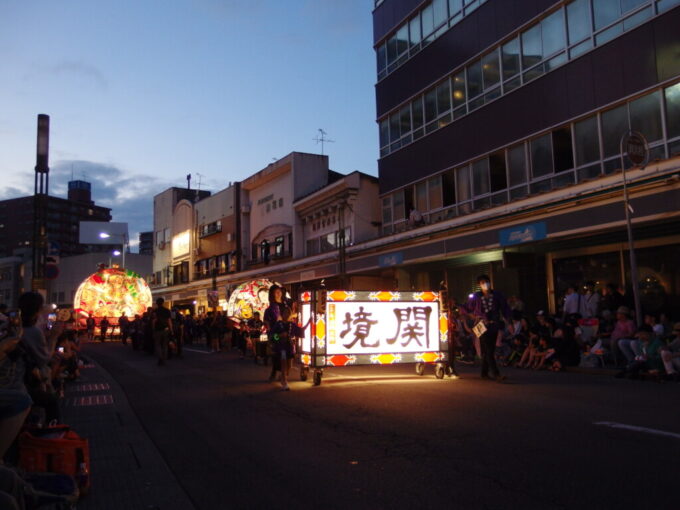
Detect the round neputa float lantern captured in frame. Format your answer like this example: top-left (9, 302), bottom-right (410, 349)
top-left (74, 267), bottom-right (152, 319)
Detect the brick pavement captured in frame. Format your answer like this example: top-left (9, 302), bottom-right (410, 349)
top-left (60, 349), bottom-right (196, 510)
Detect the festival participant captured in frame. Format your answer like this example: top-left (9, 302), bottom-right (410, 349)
top-left (152, 298), bottom-right (173, 366)
top-left (264, 285), bottom-right (289, 384)
top-left (248, 312), bottom-right (265, 364)
top-left (465, 275), bottom-right (511, 382)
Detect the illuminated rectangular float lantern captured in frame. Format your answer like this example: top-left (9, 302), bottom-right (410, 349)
top-left (298, 290), bottom-right (449, 385)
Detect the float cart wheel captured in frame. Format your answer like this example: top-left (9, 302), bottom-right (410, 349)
top-left (415, 362), bottom-right (425, 376)
top-left (435, 363), bottom-right (445, 379)
top-left (300, 366), bottom-right (309, 382)
top-left (313, 369), bottom-right (323, 386)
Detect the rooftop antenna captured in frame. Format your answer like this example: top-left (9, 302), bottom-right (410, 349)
top-left (71, 163), bottom-right (74, 181)
top-left (313, 128), bottom-right (334, 156)
top-left (195, 172), bottom-right (204, 191)
top-left (186, 173), bottom-right (192, 189)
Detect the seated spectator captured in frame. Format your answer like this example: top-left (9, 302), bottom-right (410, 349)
top-left (660, 322), bottom-right (680, 382)
top-left (531, 335), bottom-right (556, 370)
top-left (644, 314), bottom-right (664, 339)
top-left (607, 306), bottom-right (636, 365)
top-left (615, 324), bottom-right (664, 379)
top-left (551, 320), bottom-right (581, 369)
top-left (0, 333), bottom-right (32, 462)
top-left (516, 327), bottom-right (540, 368)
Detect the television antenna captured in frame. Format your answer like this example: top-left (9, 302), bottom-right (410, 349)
top-left (195, 172), bottom-right (205, 191)
top-left (313, 128), bottom-right (334, 155)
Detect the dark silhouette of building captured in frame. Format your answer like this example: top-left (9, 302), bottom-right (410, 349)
top-left (138, 231), bottom-right (153, 255)
top-left (0, 180), bottom-right (112, 257)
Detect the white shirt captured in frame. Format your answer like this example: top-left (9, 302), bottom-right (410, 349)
top-left (563, 292), bottom-right (581, 315)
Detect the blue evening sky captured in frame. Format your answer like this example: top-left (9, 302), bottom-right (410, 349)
top-left (0, 0), bottom-right (377, 246)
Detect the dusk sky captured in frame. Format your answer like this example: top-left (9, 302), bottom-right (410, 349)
top-left (0, 0), bottom-right (376, 248)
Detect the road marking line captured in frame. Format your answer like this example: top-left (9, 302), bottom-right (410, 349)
top-left (594, 421), bottom-right (680, 440)
top-left (183, 348), bottom-right (211, 355)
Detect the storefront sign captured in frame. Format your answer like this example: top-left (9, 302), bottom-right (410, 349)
top-left (499, 222), bottom-right (547, 247)
top-left (172, 230), bottom-right (190, 258)
top-left (378, 252), bottom-right (403, 267)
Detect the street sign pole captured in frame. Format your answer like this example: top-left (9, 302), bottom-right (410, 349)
top-left (619, 130), bottom-right (649, 323)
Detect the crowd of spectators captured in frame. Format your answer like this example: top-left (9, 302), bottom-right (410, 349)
top-left (0, 295), bottom-right (84, 508)
top-left (449, 281), bottom-right (680, 381)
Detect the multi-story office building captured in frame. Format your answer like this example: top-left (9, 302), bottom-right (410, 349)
top-left (371, 0), bottom-right (680, 313)
top-left (0, 180), bottom-right (112, 257)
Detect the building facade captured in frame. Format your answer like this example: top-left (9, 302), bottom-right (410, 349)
top-left (370, 0), bottom-right (680, 313)
top-left (151, 187), bottom-right (210, 288)
top-left (150, 153), bottom-right (383, 312)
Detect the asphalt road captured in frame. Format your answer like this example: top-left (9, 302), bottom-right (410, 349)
top-left (85, 342), bottom-right (679, 510)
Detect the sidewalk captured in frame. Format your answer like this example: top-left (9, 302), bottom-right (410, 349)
top-left (60, 346), bottom-right (195, 510)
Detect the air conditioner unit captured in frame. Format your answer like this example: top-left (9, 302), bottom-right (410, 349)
top-left (158, 241), bottom-right (166, 250)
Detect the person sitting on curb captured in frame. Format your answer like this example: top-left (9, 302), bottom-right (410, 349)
top-left (615, 324), bottom-right (664, 380)
top-left (660, 322), bottom-right (680, 382)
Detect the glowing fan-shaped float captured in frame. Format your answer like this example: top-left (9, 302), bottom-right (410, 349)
top-left (74, 267), bottom-right (152, 319)
top-left (226, 279), bottom-right (286, 321)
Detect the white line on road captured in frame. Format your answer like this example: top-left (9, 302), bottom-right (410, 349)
top-left (183, 348), bottom-right (212, 355)
top-left (594, 421), bottom-right (680, 440)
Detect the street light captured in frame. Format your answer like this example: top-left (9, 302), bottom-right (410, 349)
top-left (99, 231), bottom-right (128, 268)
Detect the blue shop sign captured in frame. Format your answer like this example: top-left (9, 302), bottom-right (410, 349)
top-left (379, 252), bottom-right (403, 267)
top-left (499, 222), bottom-right (547, 247)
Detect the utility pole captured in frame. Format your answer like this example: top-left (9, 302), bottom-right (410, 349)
top-left (338, 201), bottom-right (347, 288)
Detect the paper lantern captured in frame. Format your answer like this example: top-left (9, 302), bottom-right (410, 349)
top-left (74, 267), bottom-right (152, 318)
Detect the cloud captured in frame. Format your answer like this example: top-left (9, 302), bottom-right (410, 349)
top-left (47, 160), bottom-right (180, 250)
top-left (23, 60), bottom-right (108, 90)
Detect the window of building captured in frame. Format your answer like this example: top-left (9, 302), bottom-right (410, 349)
top-left (456, 165), bottom-right (471, 203)
top-left (601, 103), bottom-right (629, 158)
top-left (320, 232), bottom-right (336, 253)
top-left (502, 38), bottom-right (521, 87)
top-left (574, 115), bottom-right (600, 166)
top-left (629, 90), bottom-right (662, 142)
top-left (489, 151), bottom-right (508, 192)
top-left (442, 168), bottom-right (456, 207)
top-left (382, 197), bottom-right (392, 228)
top-left (451, 72), bottom-right (466, 112)
top-left (466, 60), bottom-right (482, 99)
top-left (275, 236), bottom-right (284, 256)
top-left (306, 239), bottom-right (319, 256)
top-left (531, 134), bottom-right (553, 178)
top-left (428, 176), bottom-right (443, 210)
top-left (507, 143), bottom-right (527, 187)
top-left (665, 82), bottom-right (680, 140)
top-left (481, 49), bottom-right (500, 91)
top-left (567, 0), bottom-right (592, 45)
top-left (393, 189), bottom-right (406, 222)
top-left (409, 15), bottom-right (421, 47)
top-left (552, 127), bottom-right (575, 172)
top-left (412, 97), bottom-right (424, 138)
top-left (415, 181), bottom-right (428, 212)
top-left (424, 89), bottom-right (438, 125)
top-left (472, 158), bottom-right (490, 196)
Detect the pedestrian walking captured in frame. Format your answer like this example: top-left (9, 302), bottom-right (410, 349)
top-left (153, 298), bottom-right (173, 366)
top-left (465, 275), bottom-right (511, 382)
top-left (85, 316), bottom-right (95, 342)
top-left (118, 313), bottom-right (130, 345)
